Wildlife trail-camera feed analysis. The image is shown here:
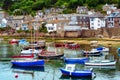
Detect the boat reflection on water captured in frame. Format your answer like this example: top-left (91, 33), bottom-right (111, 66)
top-left (11, 65), bottom-right (45, 72)
top-left (60, 75), bottom-right (93, 80)
top-left (11, 66), bottom-right (45, 80)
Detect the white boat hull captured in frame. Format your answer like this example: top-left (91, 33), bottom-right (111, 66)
top-left (85, 60), bottom-right (116, 66)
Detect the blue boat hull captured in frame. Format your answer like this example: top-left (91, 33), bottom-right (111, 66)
top-left (12, 66), bottom-right (44, 71)
top-left (60, 68), bottom-right (92, 77)
top-left (11, 60), bottom-right (44, 67)
top-left (64, 58), bottom-right (89, 64)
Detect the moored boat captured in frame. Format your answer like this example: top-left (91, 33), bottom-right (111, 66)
top-left (82, 49), bottom-right (102, 57)
top-left (18, 39), bottom-right (29, 46)
top-left (65, 43), bottom-right (80, 49)
top-left (37, 50), bottom-right (64, 59)
top-left (64, 57), bottom-right (89, 64)
top-left (9, 39), bottom-right (18, 44)
top-left (11, 59), bottom-right (44, 67)
top-left (12, 54), bottom-right (34, 58)
top-left (24, 40), bottom-right (46, 50)
top-left (85, 60), bottom-right (116, 67)
top-left (54, 43), bottom-right (65, 47)
top-left (117, 48), bottom-right (120, 57)
top-left (60, 64), bottom-right (96, 78)
top-left (11, 65), bottom-right (45, 71)
top-left (12, 49), bottom-right (41, 59)
top-left (95, 47), bottom-right (109, 53)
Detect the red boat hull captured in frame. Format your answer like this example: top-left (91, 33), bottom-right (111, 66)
top-left (12, 54), bottom-right (34, 58)
top-left (9, 39), bottom-right (18, 44)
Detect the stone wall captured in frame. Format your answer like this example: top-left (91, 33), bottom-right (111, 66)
top-left (64, 31), bottom-right (81, 38)
top-left (57, 27), bottom-right (120, 38)
top-left (80, 27), bottom-right (120, 38)
top-left (80, 30), bottom-right (97, 38)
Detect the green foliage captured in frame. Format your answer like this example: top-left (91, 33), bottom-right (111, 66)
top-left (68, 0), bottom-right (83, 9)
top-left (63, 9), bottom-right (75, 14)
top-left (16, 28), bottom-right (30, 33)
top-left (0, 0), bottom-right (119, 15)
top-left (16, 29), bottom-right (23, 33)
top-left (55, 0), bottom-right (64, 7)
top-left (39, 23), bottom-right (48, 33)
top-left (32, 1), bottom-right (44, 10)
top-left (95, 5), bottom-right (103, 11)
top-left (86, 0), bottom-right (99, 7)
top-left (118, 0), bottom-right (120, 8)
top-left (0, 27), bottom-right (5, 31)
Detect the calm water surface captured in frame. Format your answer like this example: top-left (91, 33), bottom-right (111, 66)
top-left (0, 41), bottom-right (120, 80)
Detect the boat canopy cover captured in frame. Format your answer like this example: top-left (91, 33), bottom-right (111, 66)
top-left (117, 48), bottom-right (120, 54)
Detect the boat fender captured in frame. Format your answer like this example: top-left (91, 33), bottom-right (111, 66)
top-left (15, 73), bottom-right (18, 78)
top-left (92, 72), bottom-right (96, 79)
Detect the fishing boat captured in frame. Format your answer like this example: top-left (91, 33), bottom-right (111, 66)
top-left (95, 47), bottom-right (109, 53)
top-left (65, 43), bottom-right (80, 49)
top-left (9, 39), bottom-right (18, 44)
top-left (54, 43), bottom-right (65, 47)
top-left (11, 59), bottom-right (44, 67)
top-left (24, 40), bottom-right (46, 50)
top-left (37, 49), bottom-right (64, 59)
top-left (64, 57), bottom-right (89, 64)
top-left (18, 39), bottom-right (29, 46)
top-left (117, 48), bottom-right (120, 57)
top-left (12, 49), bottom-right (41, 59)
top-left (60, 64), bottom-right (96, 78)
top-left (82, 49), bottom-right (102, 57)
top-left (85, 60), bottom-right (116, 67)
top-left (12, 54), bottom-right (34, 58)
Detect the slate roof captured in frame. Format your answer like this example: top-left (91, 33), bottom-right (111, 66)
top-left (107, 12), bottom-right (119, 17)
top-left (89, 12), bottom-right (104, 18)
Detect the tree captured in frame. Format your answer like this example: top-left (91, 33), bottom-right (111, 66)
top-left (118, 0), bottom-right (120, 8)
top-left (32, 1), bottom-right (44, 10)
top-left (44, 0), bottom-right (52, 8)
top-left (21, 6), bottom-right (32, 15)
top-left (68, 0), bottom-right (83, 9)
top-left (13, 9), bottom-right (22, 15)
top-left (86, 0), bottom-right (99, 7)
top-left (39, 23), bottom-right (47, 33)
top-left (2, 0), bottom-right (13, 10)
top-left (55, 0), bottom-right (64, 7)
top-left (98, 0), bottom-right (105, 4)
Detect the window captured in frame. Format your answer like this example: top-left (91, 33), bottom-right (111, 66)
top-left (98, 24), bottom-right (100, 26)
top-left (91, 23), bottom-right (94, 25)
top-left (91, 18), bottom-right (94, 21)
top-left (48, 27), bottom-right (53, 30)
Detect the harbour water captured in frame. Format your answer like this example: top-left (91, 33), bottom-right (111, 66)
top-left (0, 41), bottom-right (120, 80)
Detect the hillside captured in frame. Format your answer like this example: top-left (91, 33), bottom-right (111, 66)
top-left (0, 0), bottom-right (119, 15)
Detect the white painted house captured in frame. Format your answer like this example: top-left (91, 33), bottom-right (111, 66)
top-left (103, 3), bottom-right (117, 15)
top-left (45, 24), bottom-right (57, 33)
top-left (0, 18), bottom-right (7, 27)
top-left (89, 13), bottom-right (105, 30)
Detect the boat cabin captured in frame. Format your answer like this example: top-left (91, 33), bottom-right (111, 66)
top-left (65, 64), bottom-right (75, 72)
